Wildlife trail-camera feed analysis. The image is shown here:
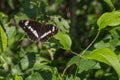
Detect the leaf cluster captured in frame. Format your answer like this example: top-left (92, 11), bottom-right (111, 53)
top-left (0, 0), bottom-right (120, 80)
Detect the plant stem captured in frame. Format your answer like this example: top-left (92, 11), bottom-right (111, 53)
top-left (73, 66), bottom-right (79, 80)
top-left (70, 51), bottom-right (81, 57)
top-left (62, 64), bottom-right (71, 77)
top-left (80, 31), bottom-right (100, 56)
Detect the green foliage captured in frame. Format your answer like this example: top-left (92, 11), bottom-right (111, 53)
top-left (0, 12), bottom-right (8, 52)
top-left (83, 48), bottom-right (120, 78)
top-left (0, 0), bottom-right (120, 80)
top-left (0, 25), bottom-right (7, 52)
top-left (66, 56), bottom-right (99, 73)
top-left (104, 0), bottom-right (115, 10)
top-left (54, 32), bottom-right (71, 50)
top-left (97, 11), bottom-right (120, 30)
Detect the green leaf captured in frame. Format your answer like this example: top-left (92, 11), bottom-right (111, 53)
top-left (0, 25), bottom-right (7, 52)
top-left (67, 56), bottom-right (81, 66)
top-left (67, 56), bottom-right (100, 73)
top-left (22, 54), bottom-right (52, 72)
top-left (77, 59), bottom-right (99, 73)
top-left (66, 75), bottom-right (74, 80)
top-left (11, 65), bottom-right (22, 75)
top-left (52, 68), bottom-right (61, 80)
top-left (0, 12), bottom-right (7, 19)
top-left (94, 41), bottom-right (110, 49)
top-left (8, 0), bottom-right (14, 9)
top-left (6, 26), bottom-right (16, 44)
top-left (66, 75), bottom-right (81, 80)
top-left (14, 75), bottom-right (23, 80)
top-left (20, 56), bottom-right (29, 70)
top-left (83, 48), bottom-right (120, 79)
top-left (22, 0), bottom-right (48, 19)
top-left (110, 26), bottom-right (120, 39)
top-left (97, 11), bottom-right (120, 30)
top-left (54, 32), bottom-right (71, 50)
top-left (25, 72), bottom-right (44, 80)
top-left (104, 0), bottom-right (115, 10)
top-left (50, 16), bottom-right (70, 33)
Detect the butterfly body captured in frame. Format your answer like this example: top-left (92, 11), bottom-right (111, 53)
top-left (19, 20), bottom-right (58, 42)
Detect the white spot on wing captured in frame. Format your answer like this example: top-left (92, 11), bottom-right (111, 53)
top-left (28, 26), bottom-right (33, 31)
top-left (52, 26), bottom-right (55, 32)
top-left (24, 21), bottom-right (29, 26)
top-left (27, 26), bottom-right (39, 38)
top-left (28, 26), bottom-right (31, 29)
top-left (40, 30), bottom-right (52, 39)
top-left (33, 30), bottom-right (39, 38)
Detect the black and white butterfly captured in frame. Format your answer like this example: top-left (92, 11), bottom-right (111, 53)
top-left (18, 20), bottom-right (58, 42)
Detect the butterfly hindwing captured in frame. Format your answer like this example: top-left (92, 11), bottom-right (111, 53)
top-left (19, 20), bottom-right (58, 42)
top-left (39, 24), bottom-right (58, 42)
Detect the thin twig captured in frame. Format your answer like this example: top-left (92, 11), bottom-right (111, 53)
top-left (80, 31), bottom-right (100, 56)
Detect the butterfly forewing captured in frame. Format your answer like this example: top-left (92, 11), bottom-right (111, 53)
top-left (18, 20), bottom-right (58, 42)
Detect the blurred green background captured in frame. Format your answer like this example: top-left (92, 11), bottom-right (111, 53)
top-left (0, 0), bottom-right (120, 80)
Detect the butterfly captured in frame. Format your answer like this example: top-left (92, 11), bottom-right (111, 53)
top-left (18, 20), bottom-right (58, 42)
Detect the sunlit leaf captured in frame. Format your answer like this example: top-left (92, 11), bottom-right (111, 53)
top-left (0, 12), bottom-right (7, 19)
top-left (94, 41), bottom-right (110, 49)
top-left (97, 11), bottom-right (120, 30)
top-left (14, 75), bottom-right (23, 80)
top-left (54, 32), bottom-right (71, 50)
top-left (83, 48), bottom-right (120, 79)
top-left (0, 25), bottom-right (7, 52)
